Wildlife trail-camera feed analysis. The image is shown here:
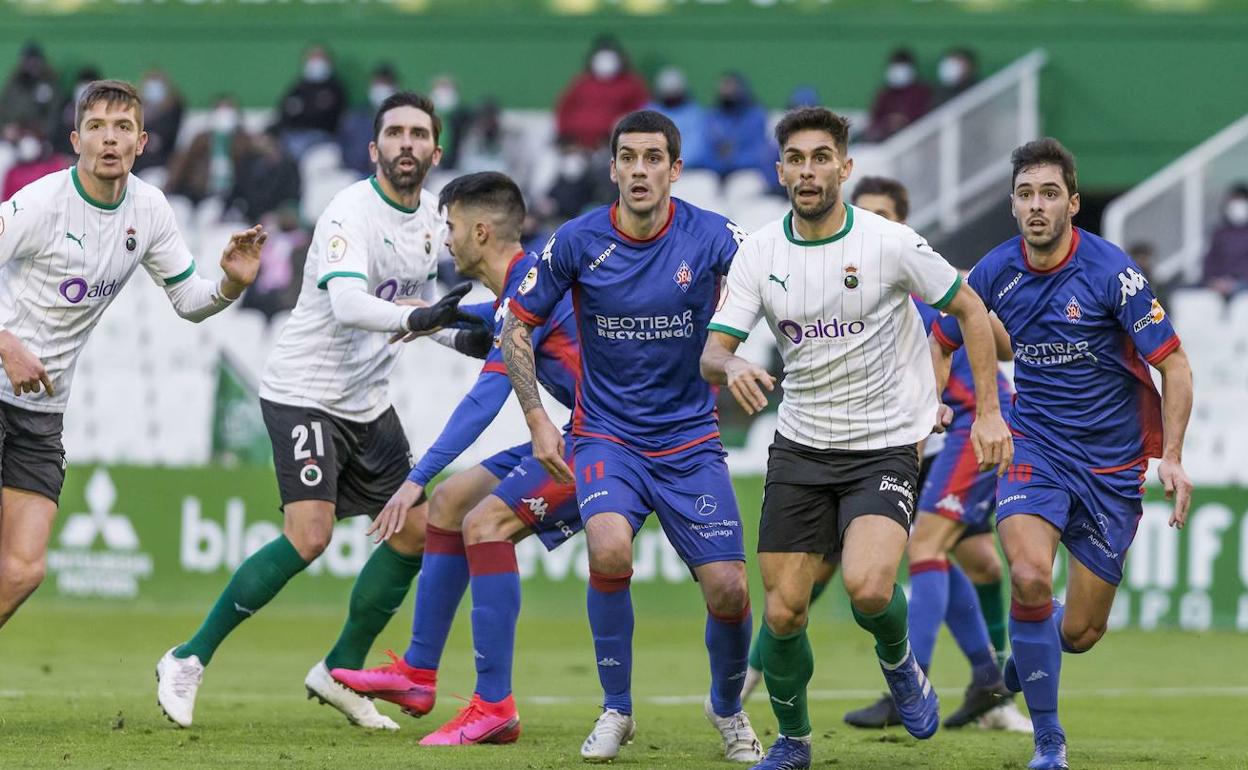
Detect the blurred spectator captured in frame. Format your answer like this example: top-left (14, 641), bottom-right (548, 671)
top-left (865, 48), bottom-right (931, 142)
top-left (53, 67), bottom-right (102, 155)
top-left (1126, 241), bottom-right (1172, 307)
top-left (555, 36), bottom-right (649, 150)
top-left (241, 202), bottom-right (309, 322)
top-left (704, 72), bottom-right (770, 181)
top-left (2, 126), bottom-right (69, 199)
top-left (542, 135), bottom-right (597, 221)
top-left (646, 67), bottom-right (709, 169)
top-left (1202, 183), bottom-right (1248, 300)
top-left (0, 42), bottom-right (62, 142)
top-left (787, 85), bottom-right (821, 110)
top-left (457, 98), bottom-right (507, 174)
top-left (932, 47), bottom-right (980, 108)
top-left (167, 95), bottom-right (249, 206)
top-left (228, 128), bottom-right (301, 222)
top-left (275, 45), bottom-right (346, 158)
top-left (430, 75), bottom-right (474, 171)
top-left (133, 68), bottom-right (185, 172)
top-left (340, 63), bottom-right (398, 175)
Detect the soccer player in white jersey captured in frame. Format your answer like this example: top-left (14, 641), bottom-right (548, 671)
top-left (157, 91), bottom-right (478, 730)
top-left (701, 107), bottom-right (1012, 770)
top-left (0, 80), bottom-right (263, 632)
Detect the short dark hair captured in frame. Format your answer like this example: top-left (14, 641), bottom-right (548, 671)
top-left (439, 171), bottom-right (527, 241)
top-left (373, 91), bottom-right (441, 145)
top-left (76, 79), bottom-right (143, 130)
top-left (774, 106), bottom-right (850, 157)
top-left (852, 176), bottom-right (910, 222)
top-left (1010, 137), bottom-right (1078, 195)
top-left (610, 109), bottom-right (681, 162)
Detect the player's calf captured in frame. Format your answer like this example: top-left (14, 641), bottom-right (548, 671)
top-left (0, 555), bottom-right (46, 625)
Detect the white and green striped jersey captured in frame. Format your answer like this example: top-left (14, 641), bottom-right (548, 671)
top-left (259, 177), bottom-right (444, 422)
top-left (0, 167), bottom-right (200, 414)
top-left (709, 205), bottom-right (961, 451)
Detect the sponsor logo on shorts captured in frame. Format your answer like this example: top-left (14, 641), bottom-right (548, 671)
top-left (998, 493), bottom-right (1028, 507)
top-left (523, 496), bottom-right (549, 520)
top-left (1079, 521), bottom-right (1119, 560)
top-left (936, 493), bottom-right (965, 515)
top-left (878, 474), bottom-right (915, 503)
top-left (694, 494), bottom-right (718, 517)
top-left (300, 463), bottom-right (323, 487)
top-left (689, 519), bottom-right (739, 540)
top-left (579, 490), bottom-right (609, 509)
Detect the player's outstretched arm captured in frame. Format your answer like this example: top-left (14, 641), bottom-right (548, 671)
top-left (501, 310), bottom-right (573, 484)
top-left (700, 331), bottom-right (774, 415)
top-left (1154, 346), bottom-right (1194, 528)
top-left (940, 282), bottom-right (1013, 475)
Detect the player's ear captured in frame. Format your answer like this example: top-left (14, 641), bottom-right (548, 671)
top-left (840, 156), bottom-right (854, 185)
top-left (70, 130), bottom-right (81, 156)
top-left (1068, 192), bottom-right (1081, 217)
top-left (431, 144), bottom-right (443, 168)
top-left (475, 220), bottom-right (489, 245)
top-left (368, 141), bottom-right (379, 166)
top-left (775, 159), bottom-right (784, 188)
top-left (669, 157), bottom-right (683, 183)
top-left (135, 130), bottom-right (149, 156)
top-left (608, 158), bottom-right (618, 185)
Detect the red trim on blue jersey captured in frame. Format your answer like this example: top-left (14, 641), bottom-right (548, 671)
top-left (909, 559), bottom-right (950, 575)
top-left (495, 250), bottom-right (528, 310)
top-left (943, 376), bottom-right (977, 420)
top-left (573, 428), bottom-right (722, 457)
top-left (609, 200), bottom-right (676, 244)
top-left (482, 361), bottom-right (508, 376)
top-left (931, 322), bottom-right (960, 352)
top-left (465, 541), bottom-right (519, 576)
top-left (1091, 458), bottom-right (1147, 475)
top-left (570, 285), bottom-right (587, 436)
top-left (1022, 228), bottom-right (1081, 275)
top-left (541, 323), bottom-right (582, 384)
top-left (1144, 335), bottom-right (1181, 365)
top-left (508, 298), bottom-right (545, 327)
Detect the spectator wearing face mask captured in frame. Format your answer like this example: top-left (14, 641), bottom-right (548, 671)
top-left (554, 36), bottom-right (649, 150)
top-left (166, 95), bottom-right (250, 206)
top-left (1, 126), bottom-right (68, 199)
top-left (932, 48), bottom-right (980, 108)
top-left (227, 127), bottom-right (301, 223)
top-left (542, 134), bottom-right (598, 222)
top-left (865, 48), bottom-right (932, 142)
top-left (1203, 183), bottom-right (1248, 300)
top-left (340, 63), bottom-right (399, 176)
top-left (429, 75), bottom-right (474, 171)
top-left (52, 67), bottom-right (102, 156)
top-left (133, 68), bottom-right (186, 172)
top-left (0, 42), bottom-right (62, 143)
top-left (645, 66), bottom-right (710, 169)
top-left (275, 45), bottom-right (346, 158)
top-left (240, 201), bottom-right (310, 323)
top-left (704, 71), bottom-right (771, 181)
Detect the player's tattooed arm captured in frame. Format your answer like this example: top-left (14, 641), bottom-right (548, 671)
top-left (502, 311), bottom-right (574, 484)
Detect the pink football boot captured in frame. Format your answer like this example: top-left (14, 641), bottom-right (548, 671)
top-left (419, 694), bottom-right (521, 746)
top-left (330, 650), bottom-right (436, 717)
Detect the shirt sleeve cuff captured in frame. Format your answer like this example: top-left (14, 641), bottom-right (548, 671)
top-left (708, 322), bottom-right (749, 341)
top-left (1144, 335), bottom-right (1181, 366)
top-left (508, 299), bottom-right (546, 327)
top-left (930, 274), bottom-right (962, 310)
top-left (931, 322), bottom-right (962, 352)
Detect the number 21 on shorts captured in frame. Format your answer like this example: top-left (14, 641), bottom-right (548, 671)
top-left (292, 422), bottom-right (325, 460)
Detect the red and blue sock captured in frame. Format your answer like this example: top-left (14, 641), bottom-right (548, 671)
top-left (945, 563), bottom-right (1001, 685)
top-left (467, 541), bottom-right (521, 703)
top-left (706, 602), bottom-right (752, 718)
top-left (908, 559), bottom-right (950, 672)
top-left (1010, 600), bottom-right (1064, 737)
top-left (588, 569), bottom-right (634, 715)
top-left (404, 524), bottom-right (468, 671)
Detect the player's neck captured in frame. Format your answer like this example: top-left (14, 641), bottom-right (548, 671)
top-left (480, 244), bottom-right (524, 297)
top-left (73, 164), bottom-right (127, 207)
top-left (373, 172), bottom-right (420, 212)
top-left (614, 195), bottom-right (672, 241)
top-left (1024, 226), bottom-right (1074, 271)
top-left (791, 200), bottom-right (847, 242)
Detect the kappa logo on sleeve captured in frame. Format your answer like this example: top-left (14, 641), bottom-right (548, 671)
top-left (327, 235), bottom-right (348, 263)
top-left (1117, 268), bottom-right (1148, 306)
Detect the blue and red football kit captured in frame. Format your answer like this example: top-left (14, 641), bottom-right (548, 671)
top-left (934, 228), bottom-right (1180, 585)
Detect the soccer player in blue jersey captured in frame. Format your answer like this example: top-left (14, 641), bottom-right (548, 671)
top-left (932, 138), bottom-right (1194, 770)
top-left (329, 172), bottom-right (582, 745)
top-left (503, 110), bottom-right (763, 763)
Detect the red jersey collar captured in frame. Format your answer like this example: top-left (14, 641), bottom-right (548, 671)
top-left (1022, 228), bottom-right (1081, 275)
top-left (610, 200), bottom-right (676, 244)
top-left (495, 249), bottom-right (527, 309)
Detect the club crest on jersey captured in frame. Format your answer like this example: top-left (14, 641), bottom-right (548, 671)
top-left (125, 226), bottom-right (137, 252)
top-left (843, 264), bottom-right (860, 289)
top-left (327, 235), bottom-right (347, 263)
top-left (1064, 296), bottom-right (1082, 323)
top-left (425, 233), bottom-right (433, 255)
top-left (673, 260), bottom-right (693, 292)
top-left (519, 266), bottom-right (539, 295)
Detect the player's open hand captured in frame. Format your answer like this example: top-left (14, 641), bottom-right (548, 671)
top-left (1159, 458), bottom-right (1193, 528)
top-left (970, 411), bottom-right (1013, 476)
top-left (219, 224), bottom-right (267, 295)
top-left (931, 404), bottom-right (954, 435)
top-left (530, 415), bottom-right (573, 484)
top-left (368, 480), bottom-right (424, 544)
top-left (0, 331), bottom-right (53, 397)
top-left (724, 357), bottom-right (775, 415)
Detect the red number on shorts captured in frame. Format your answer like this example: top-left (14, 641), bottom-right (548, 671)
top-left (583, 460), bottom-right (605, 483)
top-left (1007, 464), bottom-right (1033, 483)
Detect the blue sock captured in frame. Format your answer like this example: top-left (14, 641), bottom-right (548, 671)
top-left (588, 570), bottom-right (634, 715)
top-left (1052, 599), bottom-right (1083, 654)
top-left (1010, 600), bottom-right (1064, 739)
top-left (404, 525), bottom-right (469, 671)
top-left (946, 563), bottom-right (1001, 686)
top-left (467, 541), bottom-right (521, 703)
top-left (908, 559), bottom-right (950, 672)
top-left (706, 603), bottom-right (752, 718)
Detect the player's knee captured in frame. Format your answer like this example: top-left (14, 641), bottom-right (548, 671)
top-left (706, 577), bottom-right (750, 619)
top-left (842, 570), bottom-right (893, 615)
top-left (1008, 563), bottom-right (1052, 605)
top-left (286, 525), bottom-right (332, 561)
top-left (587, 543), bottom-right (632, 575)
top-left (764, 602), bottom-right (807, 636)
top-left (962, 556), bottom-right (1003, 585)
top-left (462, 500), bottom-right (517, 546)
top-left (0, 556), bottom-right (46, 601)
top-left (428, 483), bottom-right (466, 530)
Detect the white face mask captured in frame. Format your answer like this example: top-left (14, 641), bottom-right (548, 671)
top-left (369, 82), bottom-right (396, 109)
top-left (304, 57), bottom-right (332, 83)
top-left (142, 79), bottom-right (167, 104)
top-left (886, 62), bottom-right (916, 89)
top-left (591, 50), bottom-right (622, 80)
top-left (431, 85), bottom-right (459, 113)
top-left (559, 153), bottom-right (587, 179)
top-left (938, 57), bottom-right (966, 87)
top-left (17, 136), bottom-right (41, 162)
top-left (1227, 198), bottom-right (1248, 227)
top-left (212, 107), bottom-right (240, 134)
